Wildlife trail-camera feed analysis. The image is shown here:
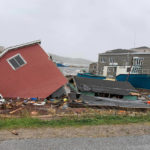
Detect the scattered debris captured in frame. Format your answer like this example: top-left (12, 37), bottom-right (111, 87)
top-left (67, 76), bottom-right (150, 110)
top-left (33, 102), bottom-right (46, 106)
top-left (1, 40), bottom-right (150, 121)
top-left (31, 111), bottom-right (38, 116)
top-left (9, 107), bottom-right (24, 114)
top-left (9, 130), bottom-right (19, 135)
top-left (0, 94), bottom-right (6, 106)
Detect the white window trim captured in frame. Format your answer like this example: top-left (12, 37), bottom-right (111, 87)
top-left (133, 57), bottom-right (144, 66)
top-left (7, 53), bottom-right (27, 70)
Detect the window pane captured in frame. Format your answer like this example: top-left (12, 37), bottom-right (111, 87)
top-left (9, 58), bottom-right (19, 69)
top-left (15, 55), bottom-right (25, 66)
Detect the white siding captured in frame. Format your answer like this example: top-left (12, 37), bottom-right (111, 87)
top-left (103, 66), bottom-right (108, 76)
top-left (116, 66), bottom-right (130, 76)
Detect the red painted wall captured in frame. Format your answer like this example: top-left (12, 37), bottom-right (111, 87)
top-left (0, 44), bottom-right (67, 99)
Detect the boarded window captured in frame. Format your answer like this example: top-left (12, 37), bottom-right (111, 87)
top-left (7, 54), bottom-right (26, 70)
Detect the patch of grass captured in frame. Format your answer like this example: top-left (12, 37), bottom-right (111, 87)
top-left (1, 114), bottom-right (150, 129)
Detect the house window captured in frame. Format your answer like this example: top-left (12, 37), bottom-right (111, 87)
top-left (100, 57), bottom-right (106, 63)
top-left (93, 65), bottom-right (97, 69)
top-left (107, 67), bottom-right (111, 72)
top-left (99, 67), bottom-right (103, 74)
top-left (109, 57), bottom-right (114, 63)
top-left (7, 54), bottom-right (26, 70)
top-left (133, 57), bottom-right (144, 66)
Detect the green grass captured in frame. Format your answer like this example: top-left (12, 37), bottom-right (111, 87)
top-left (1, 115), bottom-right (150, 129)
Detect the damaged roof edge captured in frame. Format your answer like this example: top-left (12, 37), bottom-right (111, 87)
top-left (74, 76), bottom-right (137, 96)
top-left (0, 40), bottom-right (41, 59)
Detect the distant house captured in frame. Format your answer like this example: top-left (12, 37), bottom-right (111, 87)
top-left (89, 62), bottom-right (97, 74)
top-left (0, 40), bottom-right (67, 99)
top-left (98, 47), bottom-right (150, 78)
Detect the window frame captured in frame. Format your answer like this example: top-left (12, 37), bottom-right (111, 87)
top-left (100, 57), bottom-right (106, 63)
top-left (7, 53), bottom-right (27, 70)
top-left (109, 57), bottom-right (114, 63)
top-left (133, 57), bottom-right (144, 66)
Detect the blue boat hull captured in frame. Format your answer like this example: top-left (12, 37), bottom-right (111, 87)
top-left (77, 73), bottom-right (150, 89)
top-left (56, 63), bottom-right (66, 67)
top-left (77, 73), bottom-right (106, 80)
top-left (116, 74), bottom-right (150, 89)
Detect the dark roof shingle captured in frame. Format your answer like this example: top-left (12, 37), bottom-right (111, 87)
top-left (74, 77), bottom-right (137, 95)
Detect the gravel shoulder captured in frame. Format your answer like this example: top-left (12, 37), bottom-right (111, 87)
top-left (1, 136), bottom-right (150, 150)
top-left (1, 123), bottom-right (150, 141)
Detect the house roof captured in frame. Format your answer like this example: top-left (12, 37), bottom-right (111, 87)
top-left (74, 77), bottom-right (137, 96)
top-left (100, 46), bottom-right (150, 56)
top-left (0, 40), bottom-right (41, 59)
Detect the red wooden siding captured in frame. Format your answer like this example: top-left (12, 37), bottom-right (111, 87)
top-left (0, 44), bottom-right (67, 99)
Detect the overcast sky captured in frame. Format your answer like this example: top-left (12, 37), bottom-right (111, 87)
top-left (0, 0), bottom-right (150, 61)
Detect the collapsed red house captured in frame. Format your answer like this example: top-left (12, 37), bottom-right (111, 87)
top-left (0, 40), bottom-right (67, 99)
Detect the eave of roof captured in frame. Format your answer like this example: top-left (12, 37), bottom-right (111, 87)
top-left (0, 40), bottom-right (41, 59)
top-left (99, 52), bottom-right (150, 55)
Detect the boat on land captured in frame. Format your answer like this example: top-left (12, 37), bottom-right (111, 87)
top-left (116, 74), bottom-right (150, 89)
top-left (56, 63), bottom-right (67, 67)
top-left (77, 73), bottom-right (150, 89)
top-left (77, 73), bottom-right (106, 80)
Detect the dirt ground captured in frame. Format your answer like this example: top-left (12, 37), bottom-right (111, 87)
top-left (1, 123), bottom-right (150, 141)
